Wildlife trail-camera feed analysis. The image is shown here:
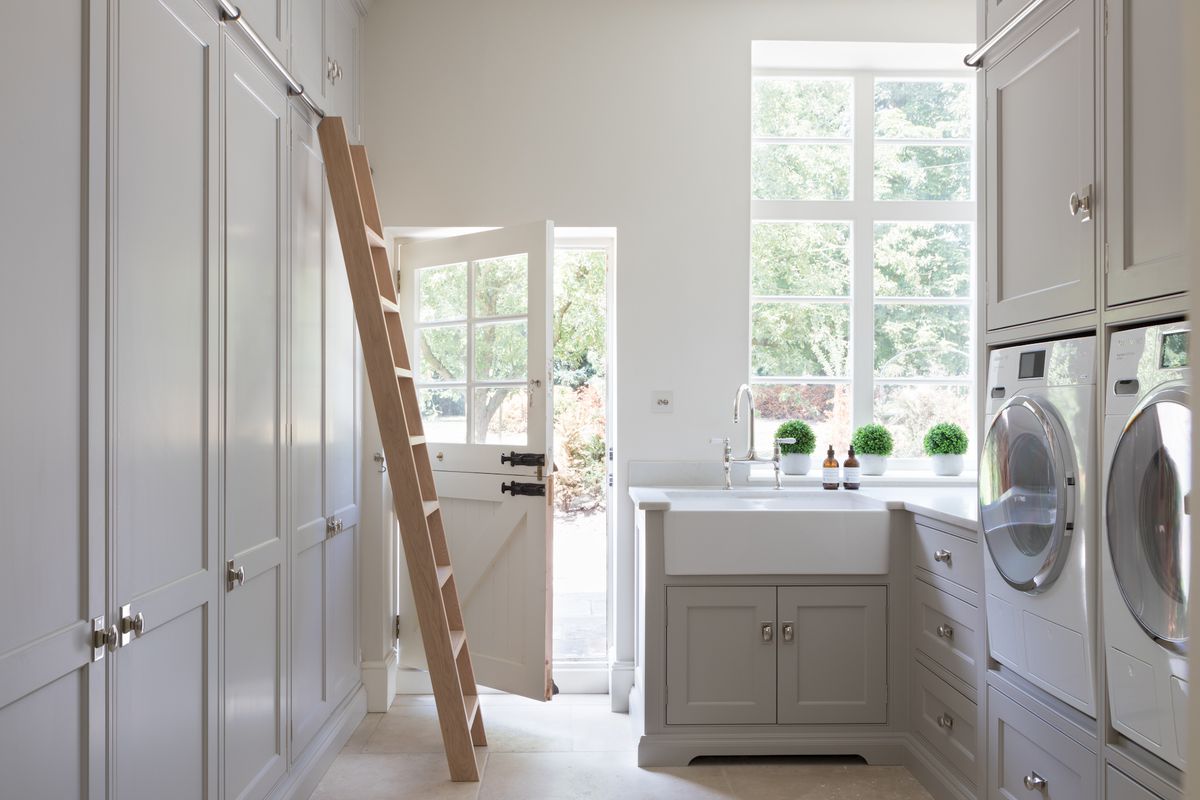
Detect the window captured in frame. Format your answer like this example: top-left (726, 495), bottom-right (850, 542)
top-left (750, 70), bottom-right (976, 463)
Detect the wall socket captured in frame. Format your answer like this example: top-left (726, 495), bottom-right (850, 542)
top-left (651, 390), bottom-right (674, 414)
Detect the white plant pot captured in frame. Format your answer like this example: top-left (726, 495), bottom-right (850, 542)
top-left (931, 454), bottom-right (965, 476)
top-left (859, 454), bottom-right (888, 476)
top-left (780, 453), bottom-right (811, 476)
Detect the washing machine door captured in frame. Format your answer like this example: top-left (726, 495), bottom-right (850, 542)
top-left (979, 395), bottom-right (1077, 593)
top-left (1106, 385), bottom-right (1191, 645)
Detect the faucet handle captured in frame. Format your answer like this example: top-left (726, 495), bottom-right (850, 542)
top-left (774, 438), bottom-right (796, 445)
top-left (708, 437), bottom-right (731, 453)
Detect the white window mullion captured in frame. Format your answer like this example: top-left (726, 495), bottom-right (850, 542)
top-left (850, 73), bottom-right (875, 433)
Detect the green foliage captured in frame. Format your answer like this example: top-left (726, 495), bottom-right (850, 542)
top-left (752, 143), bottom-right (850, 201)
top-left (874, 80), bottom-right (972, 139)
top-left (924, 422), bottom-right (968, 456)
top-left (874, 144), bottom-right (971, 201)
top-left (774, 420), bottom-right (816, 455)
top-left (752, 222), bottom-right (850, 297)
top-left (873, 223), bottom-right (971, 299)
top-left (753, 77), bottom-right (851, 138)
top-left (851, 424), bottom-right (895, 456)
top-left (752, 302), bottom-right (849, 378)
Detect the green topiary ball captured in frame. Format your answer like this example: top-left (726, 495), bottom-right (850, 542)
top-left (851, 424), bottom-right (894, 456)
top-left (774, 420), bottom-right (816, 455)
top-left (924, 422), bottom-right (969, 456)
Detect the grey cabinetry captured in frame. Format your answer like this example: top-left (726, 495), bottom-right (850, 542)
top-left (224, 40), bottom-right (289, 800)
top-left (237, 0), bottom-right (286, 55)
top-left (985, 0), bottom-right (1096, 331)
top-left (0, 1), bottom-right (104, 796)
top-left (1106, 766), bottom-right (1165, 800)
top-left (666, 586), bottom-right (777, 725)
top-left (1103, 0), bottom-right (1187, 306)
top-left (988, 686), bottom-right (1097, 800)
top-left (291, 0), bottom-right (359, 139)
top-left (777, 586), bottom-right (887, 724)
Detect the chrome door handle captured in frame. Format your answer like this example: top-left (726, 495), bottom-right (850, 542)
top-left (761, 622), bottom-right (774, 642)
top-left (226, 559), bottom-right (246, 591)
top-left (1023, 771), bottom-right (1047, 791)
top-left (782, 623), bottom-right (794, 642)
top-left (1068, 184), bottom-right (1093, 221)
top-left (933, 549), bottom-right (952, 564)
top-left (326, 516), bottom-right (344, 537)
top-left (937, 623), bottom-right (955, 639)
top-left (120, 611), bottom-right (145, 638)
top-left (937, 713), bottom-right (954, 730)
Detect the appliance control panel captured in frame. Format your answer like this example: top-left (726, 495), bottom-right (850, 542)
top-left (986, 335), bottom-right (1096, 414)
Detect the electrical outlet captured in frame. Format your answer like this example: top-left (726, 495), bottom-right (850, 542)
top-left (651, 391), bottom-right (673, 414)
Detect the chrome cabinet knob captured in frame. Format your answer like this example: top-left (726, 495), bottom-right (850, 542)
top-left (226, 560), bottom-right (246, 590)
top-left (936, 713), bottom-right (954, 730)
top-left (782, 623), bottom-right (794, 643)
top-left (1068, 184), bottom-right (1093, 221)
top-left (936, 623), bottom-right (955, 639)
top-left (94, 623), bottom-right (120, 653)
top-left (121, 611), bottom-right (145, 638)
top-left (933, 549), bottom-right (952, 564)
top-left (761, 622), bottom-right (774, 642)
top-left (1023, 771), bottom-right (1047, 791)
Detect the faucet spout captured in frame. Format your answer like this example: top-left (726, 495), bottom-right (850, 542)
top-left (732, 384), bottom-right (757, 460)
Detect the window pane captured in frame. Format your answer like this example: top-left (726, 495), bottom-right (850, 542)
top-left (474, 386), bottom-right (528, 445)
top-left (875, 304), bottom-right (971, 378)
top-left (417, 325), bottom-right (467, 382)
top-left (874, 383), bottom-right (971, 458)
top-left (419, 387), bottom-right (467, 443)
top-left (753, 143), bottom-right (851, 201)
top-left (874, 223), bottom-right (971, 298)
top-left (874, 80), bottom-right (972, 139)
top-left (752, 383), bottom-right (852, 460)
top-left (874, 144), bottom-right (971, 201)
top-left (475, 254), bottom-right (528, 318)
top-left (752, 303), bottom-right (849, 377)
top-left (752, 222), bottom-right (851, 297)
top-left (475, 319), bottom-right (527, 381)
top-left (418, 263), bottom-right (467, 322)
top-left (752, 77), bottom-right (852, 138)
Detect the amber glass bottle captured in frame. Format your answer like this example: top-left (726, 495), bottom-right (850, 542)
top-left (822, 445), bottom-right (840, 490)
top-left (843, 446), bottom-right (861, 490)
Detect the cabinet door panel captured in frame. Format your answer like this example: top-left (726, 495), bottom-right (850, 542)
top-left (777, 586), bottom-right (888, 724)
top-left (290, 0), bottom-right (325, 106)
top-left (237, 0), bottom-right (285, 56)
top-left (1105, 0), bottom-right (1186, 306)
top-left (666, 586), bottom-right (776, 725)
top-left (325, 0), bottom-right (358, 131)
top-left (988, 685), bottom-right (1097, 800)
top-left (985, 0), bottom-right (1096, 330)
top-left (325, 188), bottom-right (359, 529)
top-left (327, 527), bottom-right (359, 705)
top-left (290, 536), bottom-right (327, 757)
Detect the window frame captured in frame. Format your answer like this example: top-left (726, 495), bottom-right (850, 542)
top-left (750, 68), bottom-right (977, 470)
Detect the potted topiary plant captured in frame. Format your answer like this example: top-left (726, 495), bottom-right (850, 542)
top-left (851, 424), bottom-right (894, 476)
top-left (925, 422), bottom-right (968, 476)
top-left (774, 420), bottom-right (816, 475)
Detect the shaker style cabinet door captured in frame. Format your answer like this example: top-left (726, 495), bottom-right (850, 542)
top-left (324, 0), bottom-right (359, 131)
top-left (223, 39), bottom-right (289, 800)
top-left (0, 1), bottom-right (106, 797)
top-left (984, 0), bottom-right (1096, 331)
top-left (666, 587), bottom-right (777, 725)
top-left (110, 1), bottom-right (221, 798)
top-left (1104, 0), bottom-right (1187, 306)
top-left (235, 0), bottom-right (286, 58)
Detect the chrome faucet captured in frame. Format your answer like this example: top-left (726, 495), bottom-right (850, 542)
top-left (732, 384), bottom-right (762, 461)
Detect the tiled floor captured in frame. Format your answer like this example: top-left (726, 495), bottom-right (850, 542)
top-left (310, 693), bottom-right (933, 800)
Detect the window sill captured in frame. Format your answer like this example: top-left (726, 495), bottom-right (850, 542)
top-left (742, 465), bottom-right (977, 487)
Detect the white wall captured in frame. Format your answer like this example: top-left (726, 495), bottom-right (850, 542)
top-left (363, 0), bottom-right (975, 696)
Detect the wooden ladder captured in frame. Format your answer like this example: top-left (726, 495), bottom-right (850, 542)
top-left (318, 116), bottom-right (486, 782)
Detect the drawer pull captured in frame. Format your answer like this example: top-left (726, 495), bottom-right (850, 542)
top-left (936, 623), bottom-right (955, 639)
top-left (1023, 771), bottom-right (1047, 791)
top-left (936, 713), bottom-right (954, 730)
top-left (933, 549), bottom-right (952, 564)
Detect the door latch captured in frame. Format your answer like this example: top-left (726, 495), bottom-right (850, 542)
top-left (500, 450), bottom-right (546, 468)
top-left (501, 481), bottom-right (546, 497)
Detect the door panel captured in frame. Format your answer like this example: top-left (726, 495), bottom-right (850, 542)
top-left (665, 586), bottom-right (777, 725)
top-left (112, 2), bottom-right (219, 798)
top-left (777, 585), bottom-right (888, 724)
top-left (325, 185), bottom-right (360, 530)
top-left (290, 534), bottom-right (327, 757)
top-left (236, 0), bottom-right (285, 55)
top-left (327, 526), bottom-right (360, 704)
top-left (985, 0), bottom-right (1095, 330)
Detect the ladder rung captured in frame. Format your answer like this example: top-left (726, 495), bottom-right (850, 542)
top-left (365, 225), bottom-right (387, 249)
top-left (395, 366), bottom-right (413, 379)
top-left (380, 296), bottom-right (400, 314)
top-left (410, 435), bottom-right (426, 445)
top-left (464, 694), bottom-right (480, 725)
top-left (423, 500), bottom-right (439, 517)
top-left (450, 628), bottom-right (466, 657)
top-left (437, 565), bottom-right (453, 587)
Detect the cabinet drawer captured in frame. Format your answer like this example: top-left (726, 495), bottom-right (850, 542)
top-left (912, 661), bottom-right (979, 786)
top-left (988, 686), bottom-right (1097, 800)
top-left (912, 580), bottom-right (981, 688)
top-left (1106, 766), bottom-right (1164, 800)
top-left (913, 523), bottom-right (981, 603)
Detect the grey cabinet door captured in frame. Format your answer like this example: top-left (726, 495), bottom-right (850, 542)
top-left (985, 0), bottom-right (1096, 330)
top-left (324, 0), bottom-right (359, 135)
top-left (777, 586), bottom-right (888, 724)
top-left (987, 685), bottom-right (1097, 800)
top-left (237, 0), bottom-right (287, 58)
top-left (290, 0), bottom-right (325, 108)
top-left (110, 1), bottom-right (220, 798)
top-left (1104, 0), bottom-right (1187, 306)
top-left (224, 40), bottom-right (288, 800)
top-left (0, 2), bottom-right (106, 797)
top-left (666, 586), bottom-right (776, 725)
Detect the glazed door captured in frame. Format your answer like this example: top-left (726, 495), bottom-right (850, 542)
top-left (396, 223), bottom-right (555, 700)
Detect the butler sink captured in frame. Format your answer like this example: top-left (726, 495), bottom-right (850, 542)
top-left (652, 489), bottom-right (891, 576)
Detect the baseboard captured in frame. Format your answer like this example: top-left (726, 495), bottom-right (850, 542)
top-left (637, 731), bottom-right (910, 768)
top-left (268, 683), bottom-right (367, 800)
top-left (609, 661), bottom-right (634, 712)
top-left (905, 734), bottom-right (977, 800)
top-left (362, 651), bottom-right (399, 712)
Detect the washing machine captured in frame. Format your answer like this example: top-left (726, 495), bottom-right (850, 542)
top-left (979, 335), bottom-right (1098, 716)
top-left (1103, 322), bottom-right (1191, 769)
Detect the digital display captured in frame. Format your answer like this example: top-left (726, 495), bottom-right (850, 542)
top-left (1018, 350), bottom-right (1046, 379)
top-left (1160, 331), bottom-right (1189, 370)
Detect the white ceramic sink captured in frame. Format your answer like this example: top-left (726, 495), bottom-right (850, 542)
top-left (657, 489), bottom-right (891, 575)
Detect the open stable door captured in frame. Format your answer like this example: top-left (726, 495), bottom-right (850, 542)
top-left (397, 222), bottom-right (554, 701)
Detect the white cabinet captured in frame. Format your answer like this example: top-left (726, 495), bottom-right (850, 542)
top-left (290, 0), bottom-right (359, 139)
top-left (238, 0), bottom-right (286, 56)
top-left (1103, 0), bottom-right (1187, 306)
top-left (984, 0), bottom-right (1096, 331)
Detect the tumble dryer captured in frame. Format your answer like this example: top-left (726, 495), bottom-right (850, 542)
top-left (1103, 322), bottom-right (1190, 769)
top-left (980, 336), bottom-right (1098, 716)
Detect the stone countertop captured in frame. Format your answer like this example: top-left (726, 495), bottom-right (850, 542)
top-left (628, 485), bottom-right (978, 531)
